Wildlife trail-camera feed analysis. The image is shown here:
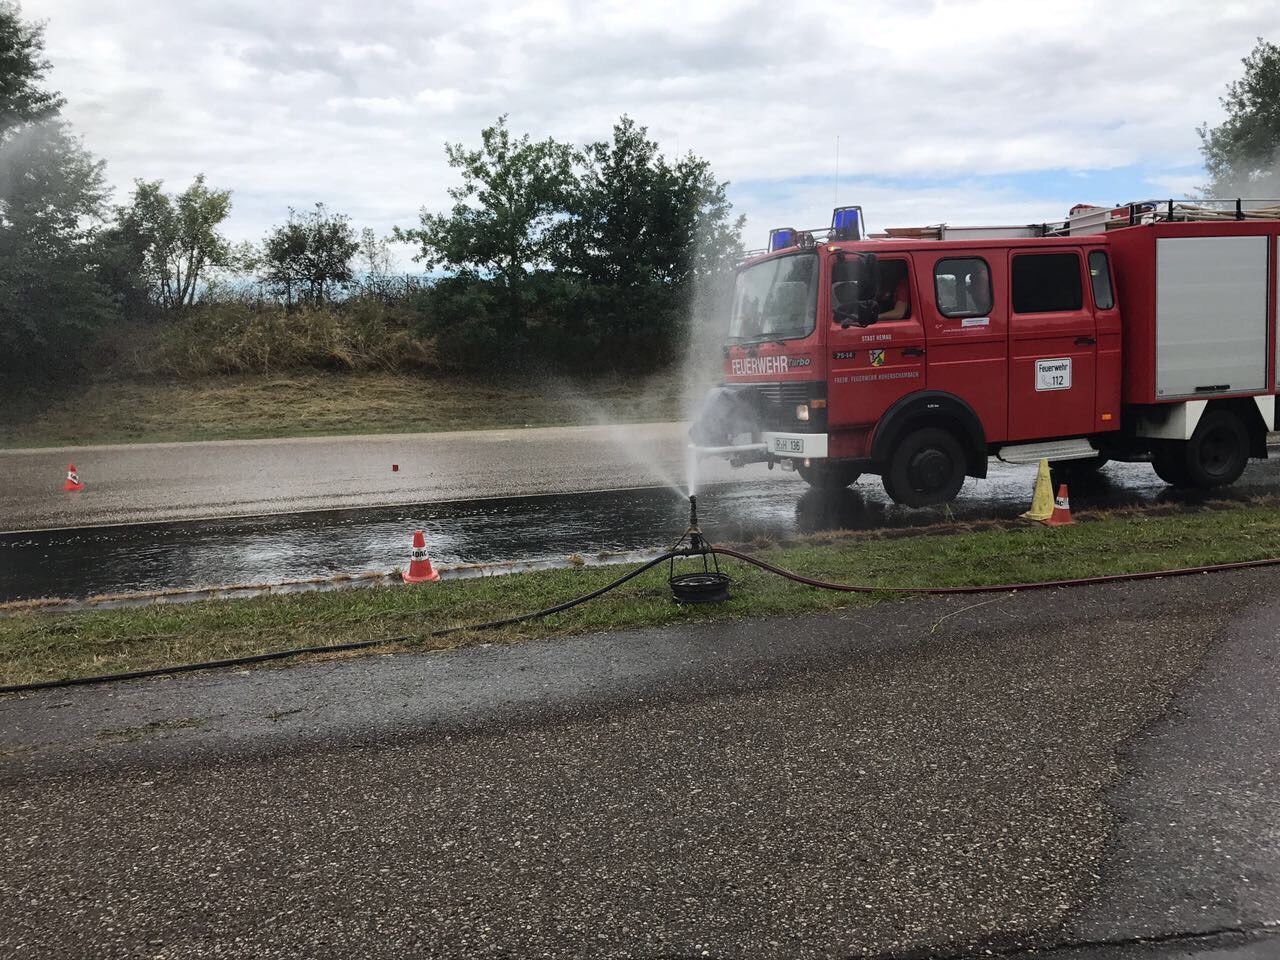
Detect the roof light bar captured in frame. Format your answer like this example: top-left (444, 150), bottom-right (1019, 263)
top-left (831, 205), bottom-right (863, 241)
top-left (768, 228), bottom-right (797, 252)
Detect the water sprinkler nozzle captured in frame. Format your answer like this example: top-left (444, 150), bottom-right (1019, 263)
top-left (686, 494), bottom-right (706, 554)
top-left (669, 492), bottom-right (728, 604)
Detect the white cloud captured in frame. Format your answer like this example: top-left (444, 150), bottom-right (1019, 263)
top-left (26, 0), bottom-right (1277, 267)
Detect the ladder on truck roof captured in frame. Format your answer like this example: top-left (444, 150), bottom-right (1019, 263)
top-left (872, 198), bottom-right (1280, 242)
top-left (741, 199), bottom-right (1280, 259)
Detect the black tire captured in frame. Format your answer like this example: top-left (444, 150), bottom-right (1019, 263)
top-left (1184, 410), bottom-right (1250, 487)
top-left (882, 427), bottom-right (967, 507)
top-left (1152, 410), bottom-right (1250, 489)
top-left (797, 461), bottom-right (862, 490)
top-left (1151, 448), bottom-right (1189, 486)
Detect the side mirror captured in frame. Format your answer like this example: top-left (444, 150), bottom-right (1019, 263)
top-left (860, 253), bottom-right (879, 300)
top-left (833, 252), bottom-right (881, 327)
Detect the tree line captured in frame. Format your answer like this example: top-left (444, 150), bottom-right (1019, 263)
top-left (0, 1), bottom-right (1276, 379)
top-left (0, 5), bottom-right (744, 377)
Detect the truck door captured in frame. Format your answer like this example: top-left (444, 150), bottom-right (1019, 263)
top-left (829, 255), bottom-right (927, 431)
top-left (922, 252), bottom-right (1008, 441)
top-left (1006, 249), bottom-right (1097, 441)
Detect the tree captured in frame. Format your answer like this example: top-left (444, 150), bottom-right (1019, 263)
top-left (396, 114), bottom-right (743, 373)
top-left (261, 203), bottom-right (358, 306)
top-left (563, 115), bottom-right (667, 287)
top-left (561, 115), bottom-right (744, 364)
top-left (395, 116), bottom-right (578, 310)
top-left (0, 121), bottom-right (112, 365)
top-left (0, 4), bottom-right (62, 131)
top-left (358, 227), bottom-right (393, 277)
top-left (0, 4), bottom-right (115, 369)
top-left (355, 226), bottom-right (400, 300)
top-left (1199, 38), bottom-right (1280, 196)
top-left (566, 116), bottom-right (742, 286)
top-left (667, 151), bottom-right (745, 289)
top-left (117, 175), bottom-right (233, 310)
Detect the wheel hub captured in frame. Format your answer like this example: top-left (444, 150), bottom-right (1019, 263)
top-left (908, 448), bottom-right (952, 492)
top-left (1200, 428), bottom-right (1234, 476)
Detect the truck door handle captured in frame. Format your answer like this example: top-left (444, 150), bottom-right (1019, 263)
top-left (902, 347), bottom-right (926, 357)
top-left (1075, 336), bottom-right (1096, 346)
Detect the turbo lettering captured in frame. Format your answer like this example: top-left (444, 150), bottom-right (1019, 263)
top-left (730, 356), bottom-right (790, 377)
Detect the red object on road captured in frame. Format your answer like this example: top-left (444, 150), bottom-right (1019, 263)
top-left (392, 464), bottom-right (399, 472)
top-left (403, 529), bottom-right (440, 583)
top-left (63, 463), bottom-right (84, 492)
top-left (1043, 484), bottom-right (1075, 526)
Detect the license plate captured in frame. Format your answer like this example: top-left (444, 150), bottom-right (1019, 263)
top-left (774, 437), bottom-right (804, 453)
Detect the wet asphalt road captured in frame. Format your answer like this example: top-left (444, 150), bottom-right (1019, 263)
top-left (0, 423), bottom-right (728, 532)
top-left (7, 448), bottom-right (1280, 602)
top-left (3, 569), bottom-right (1279, 957)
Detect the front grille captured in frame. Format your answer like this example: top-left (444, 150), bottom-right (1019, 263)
top-left (754, 382), bottom-right (813, 406)
top-left (749, 380), bottom-right (825, 433)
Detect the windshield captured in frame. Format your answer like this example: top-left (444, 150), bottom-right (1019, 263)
top-left (729, 252), bottom-right (818, 343)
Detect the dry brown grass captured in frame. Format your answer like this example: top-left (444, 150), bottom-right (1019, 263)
top-left (0, 370), bottom-right (691, 448)
top-left (146, 301), bottom-right (437, 377)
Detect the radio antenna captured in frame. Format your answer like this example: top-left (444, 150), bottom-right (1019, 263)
top-left (834, 135), bottom-right (840, 206)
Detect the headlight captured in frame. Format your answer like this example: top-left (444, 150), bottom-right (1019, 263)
top-left (795, 404), bottom-right (809, 422)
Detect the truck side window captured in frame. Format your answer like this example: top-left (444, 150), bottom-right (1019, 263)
top-left (1088, 250), bottom-right (1114, 310)
top-left (934, 257), bottom-right (991, 317)
top-left (1012, 253), bottom-right (1083, 313)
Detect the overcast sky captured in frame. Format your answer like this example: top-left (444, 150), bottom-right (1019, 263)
top-left (28, 0), bottom-right (1277, 266)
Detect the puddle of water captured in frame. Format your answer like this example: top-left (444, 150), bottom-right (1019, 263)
top-left (1, 459), bottom-right (1271, 603)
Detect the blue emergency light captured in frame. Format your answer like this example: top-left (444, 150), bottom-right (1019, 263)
top-left (768, 227), bottom-right (797, 252)
top-left (831, 205), bottom-right (862, 241)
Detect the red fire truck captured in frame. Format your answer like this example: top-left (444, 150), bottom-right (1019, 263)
top-left (690, 200), bottom-right (1280, 506)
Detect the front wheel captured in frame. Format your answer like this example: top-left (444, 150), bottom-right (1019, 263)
top-left (882, 427), bottom-right (967, 507)
top-left (797, 461), bottom-right (862, 490)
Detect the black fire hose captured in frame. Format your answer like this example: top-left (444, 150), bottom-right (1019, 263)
top-left (0, 553), bottom-right (680, 695)
top-left (5, 547), bottom-right (1280, 696)
top-left (709, 546), bottom-right (1280, 595)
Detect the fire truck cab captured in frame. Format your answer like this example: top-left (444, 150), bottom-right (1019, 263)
top-left (691, 201), bottom-right (1280, 506)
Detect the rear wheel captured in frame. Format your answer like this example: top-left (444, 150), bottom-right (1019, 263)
top-left (882, 427), bottom-right (967, 507)
top-left (797, 461), bottom-right (861, 490)
top-left (1152, 410), bottom-right (1250, 489)
top-left (1184, 411), bottom-right (1249, 487)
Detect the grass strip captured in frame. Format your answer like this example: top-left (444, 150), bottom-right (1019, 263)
top-left (4, 500), bottom-right (1280, 688)
top-left (0, 371), bottom-right (695, 448)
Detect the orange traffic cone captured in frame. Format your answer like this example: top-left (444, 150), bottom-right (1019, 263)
top-left (1042, 483), bottom-right (1074, 526)
top-left (63, 463), bottom-right (84, 492)
top-left (402, 529), bottom-right (440, 583)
